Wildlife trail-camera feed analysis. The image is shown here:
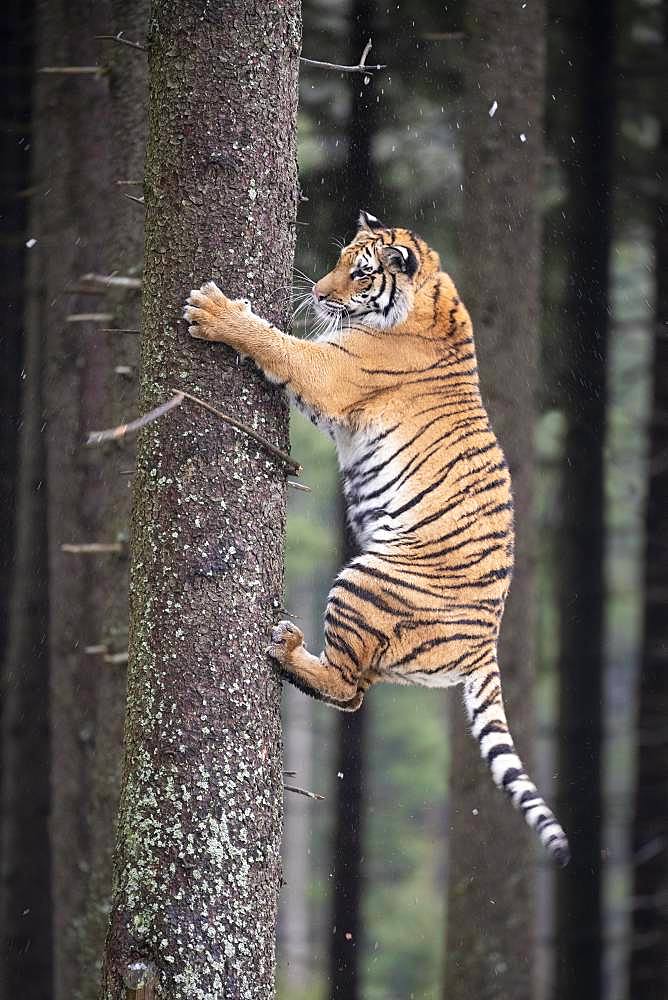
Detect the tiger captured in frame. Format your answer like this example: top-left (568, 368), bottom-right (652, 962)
top-left (183, 210), bottom-right (570, 866)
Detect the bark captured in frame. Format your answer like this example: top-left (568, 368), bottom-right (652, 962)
top-left (100, 4), bottom-right (301, 998)
top-left (629, 14), bottom-right (668, 994)
top-left (0, 6), bottom-right (51, 997)
top-left (444, 2), bottom-right (545, 998)
top-left (328, 5), bottom-right (375, 996)
top-left (553, 2), bottom-right (615, 997)
top-left (78, 3), bottom-right (149, 996)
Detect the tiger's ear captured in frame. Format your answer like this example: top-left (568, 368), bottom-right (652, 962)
top-left (380, 243), bottom-right (419, 278)
top-left (358, 210), bottom-right (386, 232)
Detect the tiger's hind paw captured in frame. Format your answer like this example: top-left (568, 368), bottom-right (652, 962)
top-left (266, 620), bottom-right (304, 666)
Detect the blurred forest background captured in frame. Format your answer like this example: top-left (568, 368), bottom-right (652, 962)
top-left (1, 1), bottom-right (666, 999)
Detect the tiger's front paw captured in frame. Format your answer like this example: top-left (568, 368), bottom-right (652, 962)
top-left (184, 281), bottom-right (252, 342)
top-left (266, 620), bottom-right (304, 666)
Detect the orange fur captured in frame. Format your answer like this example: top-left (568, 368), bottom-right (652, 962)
top-left (184, 213), bottom-right (570, 864)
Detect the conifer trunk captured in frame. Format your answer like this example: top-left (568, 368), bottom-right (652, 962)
top-left (553, 2), bottom-right (615, 996)
top-left (629, 13), bottom-right (668, 994)
top-left (100, 4), bottom-right (301, 997)
top-left (444, 2), bottom-right (545, 996)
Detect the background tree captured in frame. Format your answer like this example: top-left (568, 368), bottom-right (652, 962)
top-left (444, 1), bottom-right (546, 997)
top-left (629, 8), bottom-right (668, 995)
top-left (0, 4), bottom-right (51, 997)
top-left (100, 3), bottom-right (301, 996)
top-left (551, 1), bottom-right (615, 995)
top-left (328, 3), bottom-right (376, 998)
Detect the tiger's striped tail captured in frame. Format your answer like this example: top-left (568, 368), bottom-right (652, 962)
top-left (463, 670), bottom-right (570, 866)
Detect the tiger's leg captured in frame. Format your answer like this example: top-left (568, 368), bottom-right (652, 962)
top-left (184, 282), bottom-right (358, 419)
top-left (267, 563), bottom-right (392, 711)
top-left (267, 621), bottom-right (364, 712)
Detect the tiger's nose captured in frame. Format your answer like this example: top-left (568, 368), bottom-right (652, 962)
top-left (312, 282), bottom-right (327, 302)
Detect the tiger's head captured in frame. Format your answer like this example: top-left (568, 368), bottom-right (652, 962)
top-left (311, 211), bottom-right (441, 331)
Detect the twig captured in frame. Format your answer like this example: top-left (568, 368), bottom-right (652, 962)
top-left (114, 365), bottom-right (134, 376)
top-left (123, 193), bottom-right (145, 205)
top-left (38, 66), bottom-right (107, 76)
top-left (283, 770), bottom-right (297, 777)
top-left (99, 328), bottom-right (141, 335)
top-left (94, 32), bottom-right (147, 53)
top-left (61, 543), bottom-right (123, 554)
top-left (283, 783), bottom-right (325, 801)
top-left (84, 644), bottom-right (109, 655)
top-left (66, 312), bottom-right (115, 323)
top-left (287, 480), bottom-right (311, 493)
top-left (104, 650), bottom-right (129, 665)
top-left (86, 392), bottom-right (184, 446)
top-left (116, 179), bottom-right (143, 186)
top-left (79, 272), bottom-right (142, 289)
top-left (172, 387), bottom-right (302, 475)
top-left (300, 39), bottom-right (385, 75)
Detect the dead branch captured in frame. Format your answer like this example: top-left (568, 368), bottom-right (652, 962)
top-left (66, 312), bottom-right (115, 323)
top-left (94, 32), bottom-right (147, 53)
top-left (300, 38), bottom-right (385, 75)
top-left (287, 480), bottom-right (311, 493)
top-left (99, 328), bottom-right (141, 335)
top-left (38, 66), bottom-right (107, 76)
top-left (79, 272), bottom-right (142, 290)
top-left (104, 651), bottom-right (129, 665)
top-left (84, 644), bottom-right (109, 655)
top-left (123, 193), bottom-right (145, 206)
top-left (61, 543), bottom-right (123, 554)
top-left (283, 783), bottom-right (325, 801)
top-left (86, 392), bottom-right (184, 446)
top-left (116, 180), bottom-right (143, 186)
top-left (172, 387), bottom-right (302, 475)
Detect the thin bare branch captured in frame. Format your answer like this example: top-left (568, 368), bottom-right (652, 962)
top-left (123, 193), bottom-right (145, 206)
top-left (172, 387), bottom-right (302, 475)
top-left (287, 480), bottom-right (312, 493)
top-left (104, 651), bottom-right (129, 666)
top-left (79, 272), bottom-right (142, 290)
top-left (116, 180), bottom-right (143, 186)
top-left (84, 644), bottom-right (109, 655)
top-left (94, 32), bottom-right (147, 53)
top-left (38, 66), bottom-right (107, 75)
top-left (300, 38), bottom-right (385, 75)
top-left (86, 392), bottom-right (184, 446)
top-left (99, 328), bottom-right (141, 335)
top-left (66, 312), bottom-right (115, 323)
top-left (283, 783), bottom-right (325, 801)
top-left (61, 543), bottom-right (123, 554)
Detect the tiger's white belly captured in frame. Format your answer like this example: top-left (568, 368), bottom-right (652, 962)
top-left (333, 424), bottom-right (410, 548)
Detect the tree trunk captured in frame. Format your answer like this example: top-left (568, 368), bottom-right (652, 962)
top-left (553, 2), bottom-right (615, 997)
top-left (34, 3), bottom-right (121, 996)
top-left (444, 2), bottom-right (545, 997)
top-left (0, 0), bottom-right (32, 674)
top-left (78, 4), bottom-right (149, 995)
top-left (629, 14), bottom-right (668, 995)
top-left (0, 7), bottom-right (51, 997)
top-left (329, 5), bottom-right (375, 996)
top-left (100, 4), bottom-right (301, 998)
